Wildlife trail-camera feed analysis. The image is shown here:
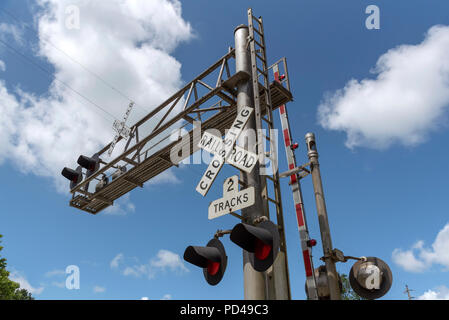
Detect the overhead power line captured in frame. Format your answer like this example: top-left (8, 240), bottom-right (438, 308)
top-left (0, 37), bottom-right (118, 121)
top-left (0, 8), bottom-right (151, 117)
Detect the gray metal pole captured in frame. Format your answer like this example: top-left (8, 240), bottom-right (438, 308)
top-left (234, 24), bottom-right (268, 300)
top-left (305, 133), bottom-right (341, 300)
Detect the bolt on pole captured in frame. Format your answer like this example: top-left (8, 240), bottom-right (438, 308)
top-left (234, 24), bottom-right (268, 300)
top-left (305, 133), bottom-right (341, 300)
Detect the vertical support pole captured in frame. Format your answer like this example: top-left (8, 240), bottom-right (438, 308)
top-left (305, 133), bottom-right (341, 300)
top-left (274, 64), bottom-right (318, 300)
top-left (234, 24), bottom-right (268, 300)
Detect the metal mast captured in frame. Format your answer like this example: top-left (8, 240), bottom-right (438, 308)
top-left (245, 8), bottom-right (291, 299)
top-left (306, 133), bottom-right (341, 300)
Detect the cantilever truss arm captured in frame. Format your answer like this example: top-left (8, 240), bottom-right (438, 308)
top-left (69, 48), bottom-right (292, 214)
top-left (70, 49), bottom-right (240, 195)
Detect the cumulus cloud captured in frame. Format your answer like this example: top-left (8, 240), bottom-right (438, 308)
top-left (112, 250), bottom-right (188, 279)
top-left (318, 25), bottom-right (449, 149)
top-left (110, 253), bottom-right (124, 269)
top-left (93, 285), bottom-right (106, 293)
top-left (150, 249), bottom-right (188, 273)
top-left (392, 223), bottom-right (449, 272)
top-left (9, 270), bottom-right (44, 295)
top-left (418, 286), bottom-right (449, 300)
top-left (44, 269), bottom-right (66, 277)
top-left (104, 194), bottom-right (136, 216)
top-left (0, 0), bottom-right (192, 192)
top-left (0, 22), bottom-right (23, 44)
top-left (161, 294), bottom-right (172, 300)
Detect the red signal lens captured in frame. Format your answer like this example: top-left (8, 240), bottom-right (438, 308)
top-left (307, 239), bottom-right (317, 247)
top-left (207, 260), bottom-right (220, 276)
top-left (291, 143), bottom-right (299, 150)
top-left (279, 74), bottom-right (286, 80)
top-left (255, 239), bottom-right (272, 260)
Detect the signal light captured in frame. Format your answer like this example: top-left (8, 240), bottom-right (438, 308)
top-left (77, 153), bottom-right (100, 178)
top-left (349, 257), bottom-right (393, 300)
top-left (61, 166), bottom-right (83, 189)
top-left (183, 238), bottom-right (227, 286)
top-left (291, 143), bottom-right (299, 150)
top-left (230, 220), bottom-right (280, 272)
top-left (279, 74), bottom-right (286, 81)
top-left (307, 239), bottom-right (317, 247)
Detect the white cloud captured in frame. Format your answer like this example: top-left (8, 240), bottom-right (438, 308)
top-left (0, 60), bottom-right (5, 72)
top-left (0, 0), bottom-right (192, 192)
top-left (0, 23), bottom-right (23, 44)
top-left (141, 296), bottom-right (149, 300)
top-left (104, 194), bottom-right (136, 216)
top-left (45, 269), bottom-right (66, 277)
top-left (150, 249), bottom-right (189, 273)
top-left (110, 253), bottom-right (124, 269)
top-left (93, 285), bottom-right (106, 293)
top-left (418, 286), bottom-right (449, 300)
top-left (161, 294), bottom-right (172, 300)
top-left (318, 25), bottom-right (449, 149)
top-left (113, 250), bottom-right (188, 279)
top-left (51, 281), bottom-right (66, 288)
top-left (9, 270), bottom-right (44, 295)
top-left (146, 168), bottom-right (181, 186)
top-left (392, 223), bottom-right (449, 272)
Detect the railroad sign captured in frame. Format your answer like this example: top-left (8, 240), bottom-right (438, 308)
top-left (196, 106), bottom-right (253, 196)
top-left (108, 102), bottom-right (134, 156)
top-left (198, 131), bottom-right (258, 174)
top-left (208, 176), bottom-right (255, 220)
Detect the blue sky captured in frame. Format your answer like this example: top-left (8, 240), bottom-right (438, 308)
top-left (1, 0), bottom-right (449, 300)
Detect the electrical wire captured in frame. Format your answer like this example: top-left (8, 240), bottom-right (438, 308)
top-left (0, 7), bottom-right (152, 117)
top-left (0, 37), bottom-right (119, 121)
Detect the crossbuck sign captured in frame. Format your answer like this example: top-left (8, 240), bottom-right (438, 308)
top-left (198, 132), bottom-right (258, 174)
top-left (196, 106), bottom-right (253, 196)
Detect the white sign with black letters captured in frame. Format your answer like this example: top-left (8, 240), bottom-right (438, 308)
top-left (208, 175), bottom-right (255, 220)
top-left (196, 106), bottom-right (253, 196)
top-left (198, 131), bottom-right (258, 174)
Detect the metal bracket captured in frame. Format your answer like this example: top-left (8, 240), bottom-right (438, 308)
top-left (321, 249), bottom-right (367, 263)
top-left (214, 229), bottom-right (232, 239)
top-left (253, 216), bottom-right (268, 225)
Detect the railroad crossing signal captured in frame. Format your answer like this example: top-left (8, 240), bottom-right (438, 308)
top-left (208, 176), bottom-right (255, 220)
top-left (77, 153), bottom-right (100, 178)
top-left (61, 166), bottom-right (83, 189)
top-left (183, 238), bottom-right (228, 286)
top-left (349, 257), bottom-right (393, 300)
top-left (196, 106), bottom-right (253, 197)
top-left (230, 220), bottom-right (280, 272)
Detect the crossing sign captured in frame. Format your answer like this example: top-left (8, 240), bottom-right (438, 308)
top-left (108, 102), bottom-right (134, 156)
top-left (198, 131), bottom-right (258, 174)
top-left (196, 106), bottom-right (253, 196)
top-left (208, 176), bottom-right (255, 220)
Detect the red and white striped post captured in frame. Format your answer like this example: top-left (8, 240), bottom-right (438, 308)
top-left (273, 64), bottom-right (319, 300)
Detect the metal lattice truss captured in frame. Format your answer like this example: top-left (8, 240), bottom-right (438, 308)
top-left (69, 48), bottom-right (293, 214)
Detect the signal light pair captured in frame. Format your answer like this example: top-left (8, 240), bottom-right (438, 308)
top-left (183, 220), bottom-right (280, 285)
top-left (61, 153), bottom-right (100, 189)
